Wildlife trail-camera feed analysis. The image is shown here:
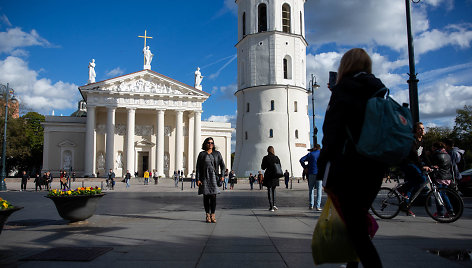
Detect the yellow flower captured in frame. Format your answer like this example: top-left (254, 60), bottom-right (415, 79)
top-left (86, 187), bottom-right (91, 191)
top-left (3, 202), bottom-right (8, 208)
top-left (67, 191), bottom-right (72, 195)
top-left (97, 188), bottom-right (101, 191)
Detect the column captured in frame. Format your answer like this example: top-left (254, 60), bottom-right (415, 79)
top-left (156, 109), bottom-right (165, 177)
top-left (105, 107), bottom-right (115, 171)
top-left (194, 111), bottom-right (201, 171)
top-left (226, 135), bottom-right (231, 170)
top-left (187, 112), bottom-right (195, 174)
top-left (175, 110), bottom-right (183, 173)
top-left (42, 128), bottom-right (50, 172)
top-left (84, 105), bottom-right (96, 176)
top-left (126, 108), bottom-right (136, 174)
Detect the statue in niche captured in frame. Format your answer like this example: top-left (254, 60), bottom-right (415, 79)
top-left (88, 59), bottom-right (96, 84)
top-left (97, 152), bottom-right (105, 169)
top-left (63, 151), bottom-right (72, 170)
top-left (116, 152), bottom-right (123, 168)
top-left (194, 67), bottom-right (203, 90)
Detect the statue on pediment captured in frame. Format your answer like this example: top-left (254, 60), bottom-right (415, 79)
top-left (143, 46), bottom-right (153, 69)
top-left (194, 67), bottom-right (203, 90)
top-left (88, 59), bottom-right (96, 84)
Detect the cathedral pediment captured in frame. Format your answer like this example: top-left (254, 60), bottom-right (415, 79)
top-left (79, 69), bottom-right (209, 98)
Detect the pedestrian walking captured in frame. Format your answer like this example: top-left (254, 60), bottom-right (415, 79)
top-left (125, 170), bottom-right (131, 188)
top-left (190, 170), bottom-right (196, 188)
top-left (229, 170), bottom-right (236, 189)
top-left (107, 169), bottom-right (115, 190)
top-left (34, 173), bottom-right (42, 191)
top-left (300, 144), bottom-right (322, 210)
top-left (196, 137), bottom-right (226, 223)
top-left (173, 171), bottom-right (179, 187)
top-left (261, 146), bottom-right (281, 211)
top-left (223, 169), bottom-right (229, 190)
top-left (249, 173), bottom-right (255, 190)
top-left (283, 170), bottom-right (290, 189)
top-left (47, 171), bottom-right (53, 191)
top-left (144, 170), bottom-right (150, 185)
top-left (317, 48), bottom-right (387, 268)
top-left (20, 171), bottom-right (29, 191)
top-left (257, 171), bottom-right (264, 190)
top-left (153, 169), bottom-right (159, 184)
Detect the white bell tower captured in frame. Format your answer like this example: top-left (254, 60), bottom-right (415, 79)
top-left (233, 0), bottom-right (310, 177)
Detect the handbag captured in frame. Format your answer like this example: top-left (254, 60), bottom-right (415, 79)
top-left (311, 197), bottom-right (359, 265)
top-left (273, 163), bottom-right (284, 178)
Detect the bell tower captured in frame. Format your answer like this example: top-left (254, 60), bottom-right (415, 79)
top-left (233, 0), bottom-right (310, 177)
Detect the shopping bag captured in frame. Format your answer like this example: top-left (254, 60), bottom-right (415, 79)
top-left (311, 197), bottom-right (359, 265)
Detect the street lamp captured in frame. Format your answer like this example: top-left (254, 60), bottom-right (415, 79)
top-left (405, 0), bottom-right (421, 124)
top-left (0, 83), bottom-right (17, 191)
top-left (308, 74), bottom-right (320, 147)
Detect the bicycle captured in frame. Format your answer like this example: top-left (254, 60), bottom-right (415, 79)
top-left (371, 170), bottom-right (464, 223)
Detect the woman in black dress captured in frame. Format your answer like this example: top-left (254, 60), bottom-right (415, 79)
top-left (261, 146), bottom-right (281, 211)
top-left (196, 137), bottom-right (226, 223)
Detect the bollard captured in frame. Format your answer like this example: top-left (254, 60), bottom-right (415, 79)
top-left (181, 177), bottom-right (184, 191)
top-left (101, 181), bottom-right (103, 189)
top-left (82, 181), bottom-right (84, 188)
top-left (290, 177), bottom-right (293, 189)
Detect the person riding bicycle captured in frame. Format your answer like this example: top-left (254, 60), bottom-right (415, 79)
top-left (400, 122), bottom-right (431, 215)
top-left (430, 142), bottom-right (455, 217)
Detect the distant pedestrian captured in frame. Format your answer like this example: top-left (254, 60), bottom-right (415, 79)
top-left (72, 172), bottom-right (76, 182)
top-left (257, 171), bottom-right (264, 190)
top-left (144, 170), bottom-right (150, 185)
top-left (174, 171), bottom-right (179, 187)
top-left (34, 173), bottom-right (42, 191)
top-left (249, 173), bottom-right (255, 190)
top-left (190, 170), bottom-right (196, 188)
top-left (125, 170), bottom-right (131, 188)
top-left (223, 169), bottom-right (229, 190)
top-left (107, 169), bottom-right (115, 190)
top-left (21, 171), bottom-right (29, 191)
top-left (134, 171), bottom-right (138, 178)
top-left (229, 170), bottom-right (236, 189)
top-left (300, 144), bottom-right (322, 210)
top-left (153, 169), bottom-right (159, 184)
top-left (284, 170), bottom-right (290, 189)
top-left (47, 171), bottom-right (53, 191)
top-left (261, 146), bottom-right (281, 211)
top-left (196, 137), bottom-right (226, 223)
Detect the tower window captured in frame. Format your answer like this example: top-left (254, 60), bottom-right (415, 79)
top-left (258, 4), bottom-right (267, 32)
top-left (283, 56), bottom-right (292, 79)
top-left (270, 100), bottom-right (275, 111)
top-left (242, 12), bottom-right (246, 36)
top-left (294, 101), bottom-right (298, 112)
top-left (282, 4), bottom-right (291, 33)
top-left (300, 11), bottom-right (303, 35)
top-left (269, 129), bottom-right (273, 138)
top-left (245, 131), bottom-right (248, 140)
top-left (246, 102), bottom-right (250, 112)
top-left (295, 130), bottom-right (299, 139)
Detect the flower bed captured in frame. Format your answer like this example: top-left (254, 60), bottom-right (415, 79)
top-left (47, 186), bottom-right (102, 197)
top-left (0, 197), bottom-right (23, 234)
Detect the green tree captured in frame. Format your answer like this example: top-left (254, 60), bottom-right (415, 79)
top-left (453, 105), bottom-right (472, 169)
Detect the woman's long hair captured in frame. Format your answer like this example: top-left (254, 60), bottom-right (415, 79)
top-left (201, 137), bottom-right (216, 151)
top-left (337, 48), bottom-right (372, 84)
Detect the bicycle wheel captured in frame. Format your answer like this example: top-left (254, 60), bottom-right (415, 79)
top-left (371, 187), bottom-right (401, 219)
top-left (425, 188), bottom-right (464, 223)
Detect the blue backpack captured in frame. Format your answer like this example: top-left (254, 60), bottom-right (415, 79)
top-left (347, 87), bottom-right (414, 165)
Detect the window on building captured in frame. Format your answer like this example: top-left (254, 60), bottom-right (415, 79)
top-left (282, 4), bottom-right (291, 33)
top-left (295, 130), bottom-right (299, 139)
top-left (283, 56), bottom-right (292, 79)
top-left (294, 101), bottom-right (298, 112)
top-left (270, 100), bottom-right (275, 111)
top-left (269, 129), bottom-right (273, 138)
top-left (245, 131), bottom-right (248, 140)
top-left (300, 11), bottom-right (303, 35)
top-left (242, 12), bottom-right (246, 36)
top-left (258, 4), bottom-right (267, 32)
top-left (247, 102), bottom-right (250, 112)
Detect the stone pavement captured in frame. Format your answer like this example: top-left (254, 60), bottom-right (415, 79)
top-left (0, 178), bottom-right (471, 267)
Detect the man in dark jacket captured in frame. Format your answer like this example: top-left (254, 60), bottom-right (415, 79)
top-left (107, 169), bottom-right (115, 190)
top-left (21, 171), bottom-right (29, 191)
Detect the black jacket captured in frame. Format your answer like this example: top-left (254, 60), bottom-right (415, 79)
top-left (318, 73), bottom-right (387, 192)
top-left (431, 150), bottom-right (452, 181)
top-left (261, 153), bottom-right (280, 188)
top-left (196, 150), bottom-right (226, 182)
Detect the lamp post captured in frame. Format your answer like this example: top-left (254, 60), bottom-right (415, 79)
top-left (0, 83), bottom-right (17, 191)
top-left (405, 0), bottom-right (421, 124)
top-left (308, 74), bottom-right (320, 147)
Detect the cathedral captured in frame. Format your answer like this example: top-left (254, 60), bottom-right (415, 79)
top-left (41, 46), bottom-right (232, 178)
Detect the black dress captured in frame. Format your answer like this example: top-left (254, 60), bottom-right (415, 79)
top-left (196, 150), bottom-right (225, 195)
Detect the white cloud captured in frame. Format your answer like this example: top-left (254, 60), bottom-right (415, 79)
top-left (212, 82), bottom-right (237, 99)
top-left (0, 27), bottom-right (51, 54)
top-left (419, 83), bottom-right (472, 119)
top-left (1, 15), bottom-right (12, 27)
top-left (415, 24), bottom-right (472, 55)
top-left (107, 67), bottom-right (125, 77)
top-left (0, 56), bottom-right (79, 114)
top-left (207, 114), bottom-right (236, 124)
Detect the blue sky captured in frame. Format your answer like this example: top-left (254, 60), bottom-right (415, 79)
top-left (1, 0), bottom-right (472, 151)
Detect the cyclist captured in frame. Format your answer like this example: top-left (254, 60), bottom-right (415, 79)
top-left (430, 142), bottom-right (454, 217)
top-left (400, 122), bottom-right (431, 216)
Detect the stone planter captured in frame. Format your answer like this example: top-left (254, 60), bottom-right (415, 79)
top-left (46, 194), bottom-right (105, 222)
top-left (0, 207), bottom-right (23, 234)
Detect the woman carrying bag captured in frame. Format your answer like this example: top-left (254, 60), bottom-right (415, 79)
top-left (261, 146), bottom-right (282, 212)
top-left (196, 137), bottom-right (226, 223)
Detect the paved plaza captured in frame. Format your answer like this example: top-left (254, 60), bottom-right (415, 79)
top-left (0, 178), bottom-right (471, 267)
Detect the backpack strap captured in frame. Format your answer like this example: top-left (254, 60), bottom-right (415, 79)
top-left (372, 87), bottom-right (389, 98)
